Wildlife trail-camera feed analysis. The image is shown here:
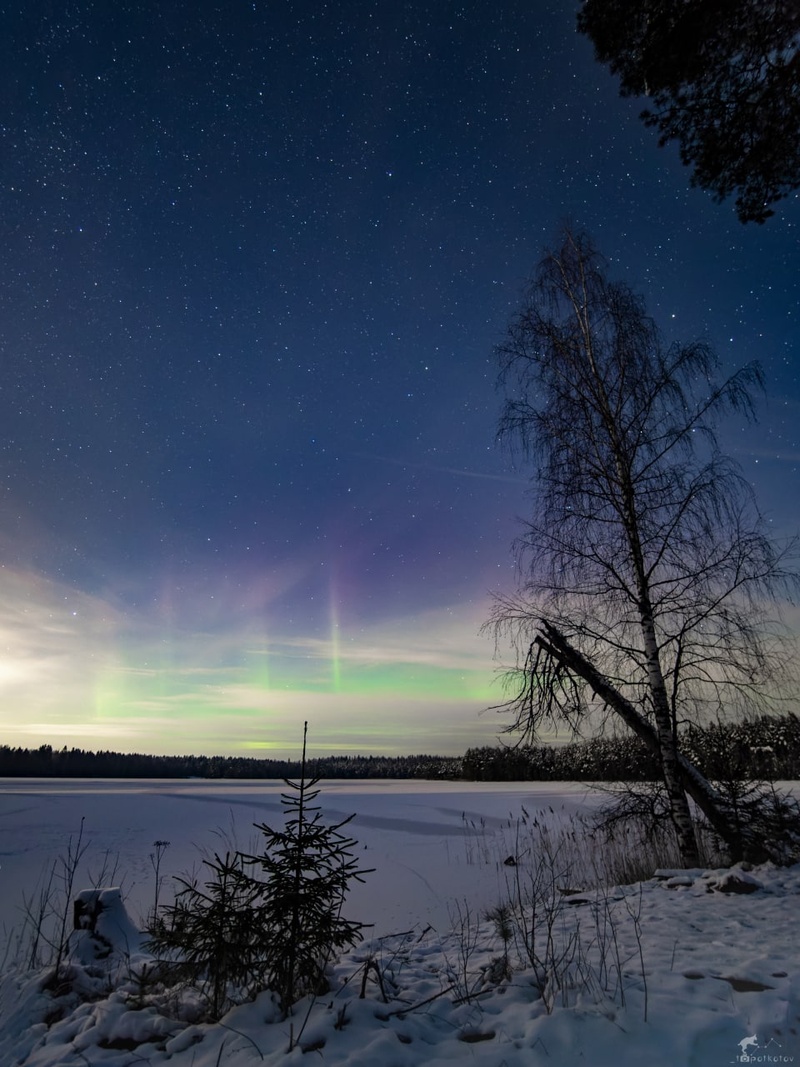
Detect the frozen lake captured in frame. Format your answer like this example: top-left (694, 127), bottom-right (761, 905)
top-left (0, 778), bottom-right (603, 947)
top-left (3, 778), bottom-right (800, 1067)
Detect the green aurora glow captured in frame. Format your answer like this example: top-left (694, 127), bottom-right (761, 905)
top-left (0, 567), bottom-right (504, 757)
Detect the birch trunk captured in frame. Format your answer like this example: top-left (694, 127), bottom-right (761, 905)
top-left (564, 257), bottom-right (701, 866)
top-left (636, 601), bottom-right (701, 865)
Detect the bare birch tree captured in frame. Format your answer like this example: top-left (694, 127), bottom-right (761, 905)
top-left (490, 229), bottom-right (797, 865)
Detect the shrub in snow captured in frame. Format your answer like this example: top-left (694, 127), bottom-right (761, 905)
top-left (144, 850), bottom-right (268, 1021)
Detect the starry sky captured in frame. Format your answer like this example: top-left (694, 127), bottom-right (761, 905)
top-left (1, 0), bottom-right (798, 759)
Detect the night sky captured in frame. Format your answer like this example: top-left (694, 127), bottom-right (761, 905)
top-left (1, 1), bottom-right (798, 758)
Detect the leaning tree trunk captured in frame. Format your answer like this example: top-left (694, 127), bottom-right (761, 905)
top-left (535, 622), bottom-right (772, 864)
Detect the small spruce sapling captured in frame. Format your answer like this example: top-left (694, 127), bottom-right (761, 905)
top-left (242, 721), bottom-right (374, 1015)
top-left (146, 723), bottom-right (372, 1021)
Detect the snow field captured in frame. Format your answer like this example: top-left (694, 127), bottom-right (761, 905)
top-left (0, 779), bottom-right (798, 1065)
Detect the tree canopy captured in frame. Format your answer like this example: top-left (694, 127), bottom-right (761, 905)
top-left (577, 0), bottom-right (800, 222)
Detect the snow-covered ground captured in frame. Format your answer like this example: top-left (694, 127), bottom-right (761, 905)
top-left (0, 779), bottom-right (798, 1065)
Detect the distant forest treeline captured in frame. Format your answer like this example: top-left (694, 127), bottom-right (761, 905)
top-left (2, 714), bottom-right (798, 781)
top-left (462, 714), bottom-right (800, 782)
top-left (0, 745), bottom-right (461, 780)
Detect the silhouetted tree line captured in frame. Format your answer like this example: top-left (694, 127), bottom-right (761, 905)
top-left (462, 714), bottom-right (800, 783)
top-left (4, 715), bottom-right (798, 782)
top-left (682, 714), bottom-right (800, 782)
top-left (0, 745), bottom-right (462, 780)
top-left (462, 735), bottom-right (660, 782)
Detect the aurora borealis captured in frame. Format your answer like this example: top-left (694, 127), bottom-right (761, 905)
top-left (0, 563), bottom-right (502, 755)
top-left (1, 1), bottom-right (798, 757)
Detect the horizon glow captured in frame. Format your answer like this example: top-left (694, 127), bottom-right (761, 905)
top-left (0, 565), bottom-right (507, 759)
